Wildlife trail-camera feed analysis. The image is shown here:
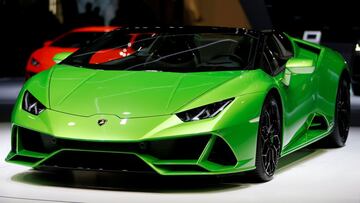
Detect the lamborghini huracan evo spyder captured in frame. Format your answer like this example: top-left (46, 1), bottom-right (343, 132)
top-left (7, 27), bottom-right (350, 182)
top-left (25, 26), bottom-right (118, 79)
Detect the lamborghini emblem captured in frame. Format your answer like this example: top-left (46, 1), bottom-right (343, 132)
top-left (98, 119), bottom-right (107, 126)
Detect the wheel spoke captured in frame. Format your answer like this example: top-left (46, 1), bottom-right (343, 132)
top-left (262, 143), bottom-right (270, 157)
top-left (265, 161), bottom-right (270, 172)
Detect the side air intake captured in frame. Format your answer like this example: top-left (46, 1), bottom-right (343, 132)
top-left (309, 115), bottom-right (328, 130)
top-left (208, 137), bottom-right (237, 166)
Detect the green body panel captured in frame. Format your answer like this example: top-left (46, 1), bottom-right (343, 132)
top-left (6, 35), bottom-right (348, 175)
top-left (49, 66), bottom-right (242, 117)
top-left (53, 52), bottom-right (72, 64)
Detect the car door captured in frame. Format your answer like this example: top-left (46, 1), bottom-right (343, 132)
top-left (263, 33), bottom-right (317, 150)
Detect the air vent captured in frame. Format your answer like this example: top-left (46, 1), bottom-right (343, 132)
top-left (309, 115), bottom-right (328, 130)
top-left (208, 137), bottom-right (237, 166)
top-left (155, 165), bottom-right (208, 172)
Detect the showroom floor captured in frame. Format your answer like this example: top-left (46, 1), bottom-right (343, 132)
top-left (0, 97), bottom-right (360, 203)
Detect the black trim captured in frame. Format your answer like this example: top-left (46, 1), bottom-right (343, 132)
top-left (11, 126), bottom-right (17, 153)
top-left (295, 42), bottom-right (321, 55)
top-left (40, 151), bottom-right (154, 173)
top-left (16, 126), bottom-right (210, 160)
top-left (309, 115), bottom-right (328, 130)
top-left (155, 165), bottom-right (208, 172)
top-left (208, 137), bottom-right (237, 166)
top-left (273, 65), bottom-right (285, 76)
top-left (11, 155), bottom-right (42, 163)
top-left (147, 136), bottom-right (210, 159)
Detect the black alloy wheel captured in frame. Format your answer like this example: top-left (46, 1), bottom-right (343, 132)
top-left (249, 94), bottom-right (282, 182)
top-left (321, 75), bottom-right (350, 147)
top-left (337, 77), bottom-right (351, 143)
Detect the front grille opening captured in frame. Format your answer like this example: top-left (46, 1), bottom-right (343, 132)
top-left (208, 137), bottom-right (237, 166)
top-left (17, 127), bottom-right (140, 153)
top-left (155, 164), bottom-right (208, 172)
top-left (309, 115), bottom-right (328, 130)
top-left (18, 127), bottom-right (56, 153)
top-left (11, 155), bottom-right (42, 163)
top-left (17, 126), bottom-right (210, 161)
top-left (146, 135), bottom-right (210, 160)
top-left (41, 151), bottom-right (154, 173)
top-left (11, 126), bottom-right (18, 153)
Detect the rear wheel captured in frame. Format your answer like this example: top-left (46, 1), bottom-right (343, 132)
top-left (322, 75), bottom-right (350, 147)
top-left (249, 95), bottom-right (282, 182)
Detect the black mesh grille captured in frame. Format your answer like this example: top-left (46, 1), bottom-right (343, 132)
top-left (155, 165), bottom-right (208, 172)
top-left (11, 155), bottom-right (42, 163)
top-left (19, 127), bottom-right (55, 153)
top-left (208, 137), bottom-right (237, 166)
top-left (11, 126), bottom-right (17, 153)
top-left (17, 127), bottom-right (141, 153)
top-left (41, 151), bottom-right (154, 172)
top-left (146, 136), bottom-right (210, 159)
top-left (17, 126), bottom-right (210, 160)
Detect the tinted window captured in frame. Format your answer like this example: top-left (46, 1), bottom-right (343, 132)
top-left (262, 47), bottom-right (279, 75)
top-left (274, 33), bottom-right (293, 57)
top-left (267, 36), bottom-right (287, 68)
top-left (62, 31), bottom-right (256, 73)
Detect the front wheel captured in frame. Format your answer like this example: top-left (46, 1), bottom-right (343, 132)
top-left (322, 75), bottom-right (350, 147)
top-left (249, 95), bottom-right (282, 182)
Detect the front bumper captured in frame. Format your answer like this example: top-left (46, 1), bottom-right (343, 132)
top-left (7, 126), bottom-right (248, 175)
top-left (7, 93), bottom-right (264, 175)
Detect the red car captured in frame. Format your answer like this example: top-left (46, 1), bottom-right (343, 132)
top-left (89, 33), bottom-right (156, 64)
top-left (25, 26), bottom-right (118, 78)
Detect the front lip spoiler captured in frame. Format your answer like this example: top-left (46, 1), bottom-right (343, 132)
top-left (35, 165), bottom-right (158, 174)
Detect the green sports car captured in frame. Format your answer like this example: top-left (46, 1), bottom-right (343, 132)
top-left (6, 27), bottom-right (350, 182)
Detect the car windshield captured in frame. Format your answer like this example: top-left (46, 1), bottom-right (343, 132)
top-left (51, 32), bottom-right (108, 48)
top-left (62, 28), bottom-right (256, 72)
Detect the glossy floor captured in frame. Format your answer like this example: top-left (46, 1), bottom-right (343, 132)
top-left (0, 97), bottom-right (360, 203)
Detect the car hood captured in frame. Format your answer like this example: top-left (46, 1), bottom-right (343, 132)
top-left (49, 66), bottom-right (242, 117)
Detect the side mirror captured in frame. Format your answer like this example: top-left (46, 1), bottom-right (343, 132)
top-left (282, 57), bottom-right (315, 86)
top-left (53, 52), bottom-right (72, 64)
top-left (44, 40), bottom-right (52, 47)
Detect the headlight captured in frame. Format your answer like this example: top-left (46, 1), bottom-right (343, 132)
top-left (22, 91), bottom-right (46, 115)
top-left (31, 57), bottom-right (40, 67)
top-left (176, 98), bottom-right (234, 122)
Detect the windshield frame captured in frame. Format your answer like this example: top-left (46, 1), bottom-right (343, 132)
top-left (61, 26), bottom-right (259, 73)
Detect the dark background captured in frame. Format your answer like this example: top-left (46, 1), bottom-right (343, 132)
top-left (0, 0), bottom-right (184, 78)
top-left (1, 0), bottom-right (358, 78)
top-left (0, 0), bottom-right (359, 123)
top-left (242, 0), bottom-right (358, 62)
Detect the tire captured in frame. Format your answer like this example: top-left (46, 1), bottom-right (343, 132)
top-left (322, 75), bottom-right (350, 147)
top-left (352, 83), bottom-right (360, 96)
top-left (249, 94), bottom-right (282, 182)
